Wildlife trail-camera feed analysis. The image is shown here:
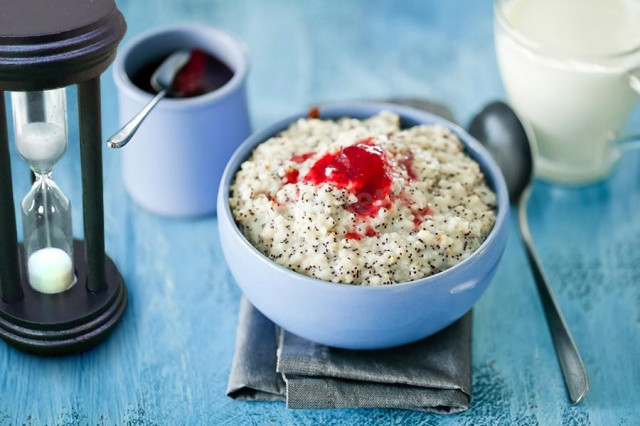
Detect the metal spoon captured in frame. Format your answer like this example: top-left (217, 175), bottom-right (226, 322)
top-left (468, 101), bottom-right (589, 404)
top-left (107, 50), bottom-right (192, 149)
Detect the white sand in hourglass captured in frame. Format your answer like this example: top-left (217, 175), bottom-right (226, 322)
top-left (28, 247), bottom-right (74, 294)
top-left (16, 122), bottom-right (66, 167)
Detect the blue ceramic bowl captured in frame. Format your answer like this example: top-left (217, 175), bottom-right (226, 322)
top-left (218, 102), bottom-right (509, 349)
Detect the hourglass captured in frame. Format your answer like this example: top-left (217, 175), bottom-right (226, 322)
top-left (0, 0), bottom-right (128, 355)
top-left (13, 90), bottom-right (75, 294)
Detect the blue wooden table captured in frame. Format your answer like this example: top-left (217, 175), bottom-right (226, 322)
top-left (2, 1), bottom-right (639, 424)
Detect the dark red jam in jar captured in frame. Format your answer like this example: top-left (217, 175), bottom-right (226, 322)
top-left (131, 49), bottom-right (234, 98)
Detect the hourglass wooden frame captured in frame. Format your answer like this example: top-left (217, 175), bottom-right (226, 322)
top-left (0, 0), bottom-right (128, 355)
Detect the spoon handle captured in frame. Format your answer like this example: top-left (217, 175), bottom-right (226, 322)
top-left (107, 90), bottom-right (167, 149)
top-left (518, 188), bottom-right (589, 404)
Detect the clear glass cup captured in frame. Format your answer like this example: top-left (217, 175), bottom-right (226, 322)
top-left (494, 0), bottom-right (640, 184)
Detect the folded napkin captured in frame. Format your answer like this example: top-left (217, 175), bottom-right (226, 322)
top-left (227, 298), bottom-right (472, 413)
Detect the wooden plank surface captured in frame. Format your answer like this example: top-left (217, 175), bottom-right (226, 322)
top-left (0, 0), bottom-right (638, 424)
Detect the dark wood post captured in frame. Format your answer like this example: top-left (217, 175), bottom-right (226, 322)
top-left (0, 92), bottom-right (23, 303)
top-left (77, 78), bottom-right (107, 293)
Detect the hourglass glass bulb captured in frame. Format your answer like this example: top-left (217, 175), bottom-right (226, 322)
top-left (12, 90), bottom-right (68, 173)
top-left (11, 89), bottom-right (75, 294)
top-left (16, 122), bottom-right (67, 172)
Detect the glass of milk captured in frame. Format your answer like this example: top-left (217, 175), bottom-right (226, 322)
top-left (495, 0), bottom-right (640, 184)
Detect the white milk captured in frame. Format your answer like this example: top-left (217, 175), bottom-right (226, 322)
top-left (495, 0), bottom-right (640, 183)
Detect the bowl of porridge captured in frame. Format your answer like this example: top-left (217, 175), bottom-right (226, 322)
top-left (218, 102), bottom-right (509, 349)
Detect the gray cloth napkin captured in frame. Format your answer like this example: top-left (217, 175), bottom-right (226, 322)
top-left (227, 298), bottom-right (472, 413)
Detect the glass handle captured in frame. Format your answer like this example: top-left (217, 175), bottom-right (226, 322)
top-left (615, 70), bottom-right (640, 153)
top-left (614, 135), bottom-right (640, 152)
top-left (629, 67), bottom-right (640, 95)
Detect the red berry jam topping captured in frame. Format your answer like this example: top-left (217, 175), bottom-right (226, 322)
top-left (281, 140), bottom-right (433, 239)
top-left (412, 207), bottom-right (434, 231)
top-left (291, 152), bottom-right (316, 163)
top-left (401, 152), bottom-right (417, 181)
top-left (344, 231), bottom-right (362, 240)
top-left (344, 225), bottom-right (380, 241)
top-left (308, 106), bottom-right (320, 119)
top-left (284, 169), bottom-right (299, 184)
top-left (304, 139), bottom-right (392, 216)
top-left (365, 225), bottom-right (380, 237)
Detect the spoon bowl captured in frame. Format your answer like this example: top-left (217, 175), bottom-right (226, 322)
top-left (150, 50), bottom-right (191, 93)
top-left (469, 102), bottom-right (533, 202)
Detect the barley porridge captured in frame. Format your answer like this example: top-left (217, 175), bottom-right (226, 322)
top-left (229, 112), bottom-right (497, 285)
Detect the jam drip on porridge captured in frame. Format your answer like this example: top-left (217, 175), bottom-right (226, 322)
top-left (284, 169), bottom-right (299, 184)
top-left (345, 225), bottom-right (380, 241)
top-left (304, 138), bottom-right (392, 216)
top-left (291, 152), bottom-right (316, 163)
top-left (282, 141), bottom-right (435, 239)
top-left (412, 207), bottom-right (434, 231)
top-left (400, 151), bottom-right (417, 181)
